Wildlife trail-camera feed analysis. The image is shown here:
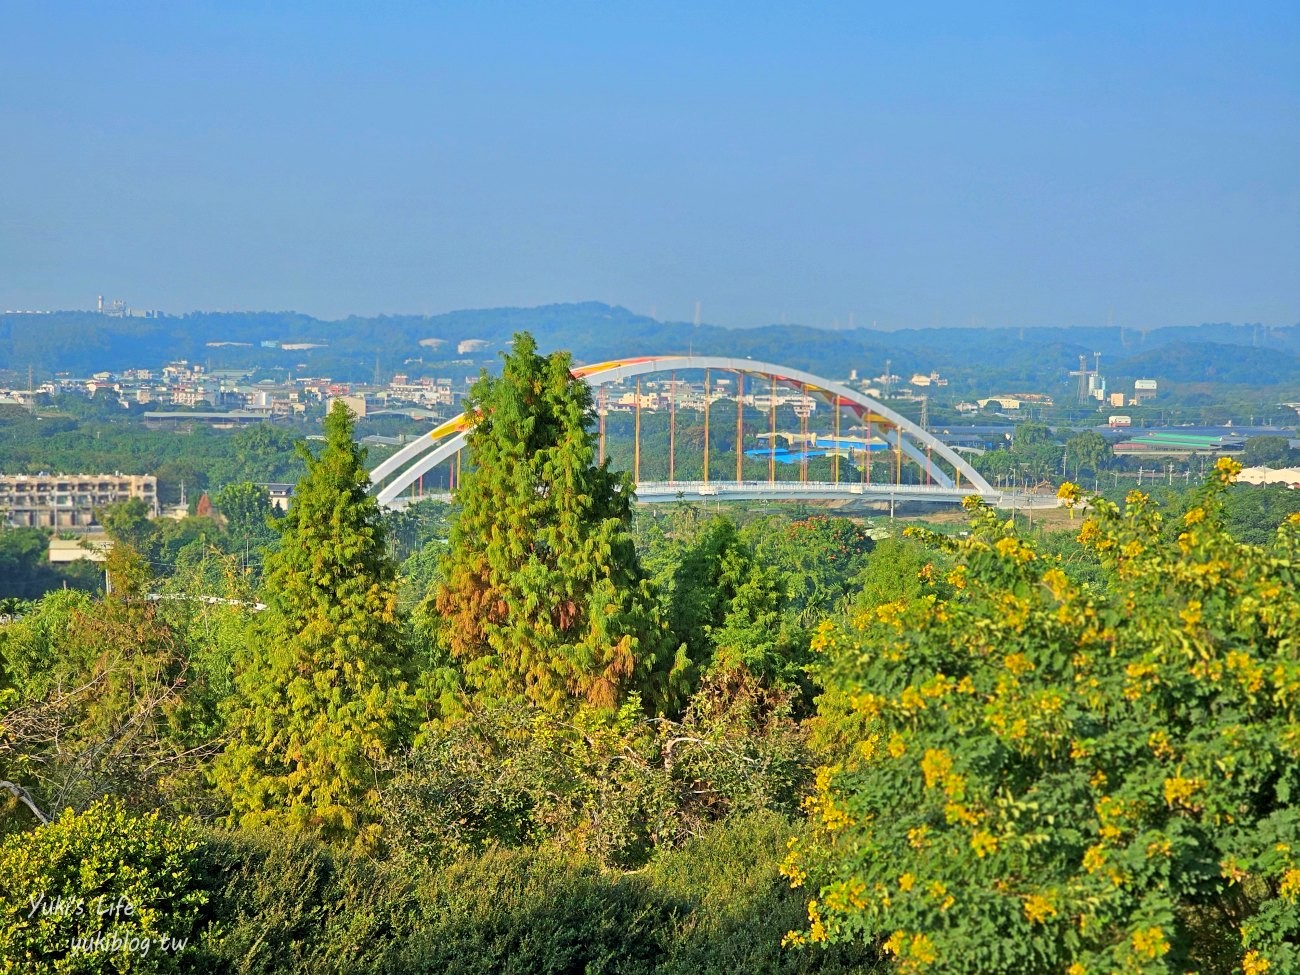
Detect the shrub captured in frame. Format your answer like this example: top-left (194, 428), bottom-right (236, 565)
top-left (784, 468), bottom-right (1300, 973)
top-left (0, 799), bottom-right (208, 974)
top-left (648, 811), bottom-right (880, 974)
top-left (200, 828), bottom-right (419, 975)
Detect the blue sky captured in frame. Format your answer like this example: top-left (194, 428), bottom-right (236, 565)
top-left (1, 2), bottom-right (1296, 328)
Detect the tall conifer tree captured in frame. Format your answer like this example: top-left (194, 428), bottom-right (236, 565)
top-left (215, 402), bottom-right (410, 845)
top-left (433, 332), bottom-right (679, 713)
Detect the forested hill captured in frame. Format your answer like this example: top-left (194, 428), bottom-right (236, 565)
top-left (2, 302), bottom-right (1296, 391)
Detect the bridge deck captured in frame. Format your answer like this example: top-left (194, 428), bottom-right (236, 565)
top-left (385, 479), bottom-right (1024, 507)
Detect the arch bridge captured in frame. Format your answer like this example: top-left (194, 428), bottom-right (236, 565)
top-left (367, 355), bottom-right (997, 508)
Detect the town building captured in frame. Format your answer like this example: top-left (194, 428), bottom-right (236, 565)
top-left (0, 474), bottom-right (158, 529)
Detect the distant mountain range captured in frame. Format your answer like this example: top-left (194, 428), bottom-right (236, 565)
top-left (2, 302), bottom-right (1297, 395)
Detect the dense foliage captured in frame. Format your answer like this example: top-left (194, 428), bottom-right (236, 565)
top-left (785, 462), bottom-right (1300, 973)
top-left (213, 402), bottom-right (412, 847)
top-left (6, 331), bottom-right (1300, 973)
top-left (0, 799), bottom-right (209, 974)
top-left (432, 332), bottom-right (675, 713)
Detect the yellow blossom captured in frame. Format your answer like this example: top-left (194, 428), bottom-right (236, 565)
top-left (1077, 519), bottom-right (1101, 545)
top-left (921, 748), bottom-right (954, 789)
top-left (883, 930), bottom-right (906, 956)
top-left (780, 840), bottom-right (808, 887)
top-left (1148, 729), bottom-right (1176, 760)
top-left (1004, 652), bottom-right (1035, 675)
top-left (899, 872), bottom-right (916, 892)
top-left (899, 685), bottom-right (928, 713)
top-left (1243, 950), bottom-right (1272, 974)
top-left (1042, 567), bottom-right (1071, 600)
top-left (1146, 837), bottom-right (1173, 859)
top-left (810, 618), bottom-right (837, 651)
top-left (1130, 926), bottom-right (1169, 960)
top-left (995, 536), bottom-right (1021, 559)
top-left (857, 734), bottom-right (881, 762)
top-left (1024, 893), bottom-right (1057, 923)
top-left (807, 899), bottom-right (828, 943)
top-left (909, 933), bottom-right (938, 965)
top-left (971, 830), bottom-right (998, 858)
top-left (1280, 868), bottom-right (1300, 899)
top-left (1163, 775), bottom-right (1206, 809)
top-left (920, 673), bottom-right (952, 699)
top-left (1083, 845), bottom-right (1107, 873)
top-left (888, 733), bottom-right (907, 759)
top-left (945, 802), bottom-right (979, 826)
top-left (1215, 456), bottom-right (1243, 484)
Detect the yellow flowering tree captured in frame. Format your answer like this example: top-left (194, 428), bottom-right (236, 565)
top-left (785, 459), bottom-right (1300, 974)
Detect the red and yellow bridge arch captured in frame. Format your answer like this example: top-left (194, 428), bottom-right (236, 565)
top-left (368, 354), bottom-right (995, 507)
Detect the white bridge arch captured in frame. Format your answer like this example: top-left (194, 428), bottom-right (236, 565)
top-left (368, 354), bottom-right (997, 508)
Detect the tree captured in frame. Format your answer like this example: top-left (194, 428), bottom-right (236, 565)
top-left (784, 464), bottom-right (1300, 973)
top-left (99, 497), bottom-right (158, 560)
top-left (0, 545), bottom-right (205, 818)
top-left (214, 401), bottom-right (411, 848)
top-left (153, 459), bottom-right (209, 506)
top-left (229, 424), bottom-right (305, 483)
top-left (747, 515), bottom-right (875, 628)
top-left (1065, 430), bottom-right (1110, 478)
top-left (1012, 421), bottom-right (1055, 450)
top-left (212, 480), bottom-right (280, 566)
top-left (1242, 435), bottom-right (1295, 469)
top-left (431, 332), bottom-right (677, 714)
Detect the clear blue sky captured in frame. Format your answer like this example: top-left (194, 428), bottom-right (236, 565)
top-left (2, 2), bottom-right (1296, 329)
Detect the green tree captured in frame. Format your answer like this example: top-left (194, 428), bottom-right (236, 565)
top-left (229, 424), bottom-right (305, 483)
top-left (212, 480), bottom-right (280, 566)
top-left (0, 545), bottom-right (205, 819)
top-left (99, 497), bottom-right (159, 561)
top-left (1066, 430), bottom-right (1110, 478)
top-left (431, 332), bottom-right (677, 714)
top-left (784, 465), bottom-right (1300, 973)
top-left (848, 534), bottom-right (950, 617)
top-left (747, 515), bottom-right (875, 628)
top-left (1013, 421), bottom-right (1055, 450)
top-left (1242, 435), bottom-right (1295, 469)
top-left (214, 402), bottom-right (411, 848)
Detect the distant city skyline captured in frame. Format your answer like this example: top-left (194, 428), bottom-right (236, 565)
top-left (2, 3), bottom-right (1296, 329)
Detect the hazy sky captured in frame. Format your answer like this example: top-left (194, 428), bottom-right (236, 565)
top-left (2, 2), bottom-right (1297, 328)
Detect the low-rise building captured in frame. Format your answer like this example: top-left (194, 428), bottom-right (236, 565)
top-left (49, 537), bottom-right (112, 563)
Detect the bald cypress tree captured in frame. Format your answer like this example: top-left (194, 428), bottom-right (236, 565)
top-left (433, 332), bottom-right (680, 714)
top-left (214, 402), bottom-right (410, 847)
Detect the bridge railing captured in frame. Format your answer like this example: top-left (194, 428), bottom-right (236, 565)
top-left (633, 480), bottom-right (996, 497)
